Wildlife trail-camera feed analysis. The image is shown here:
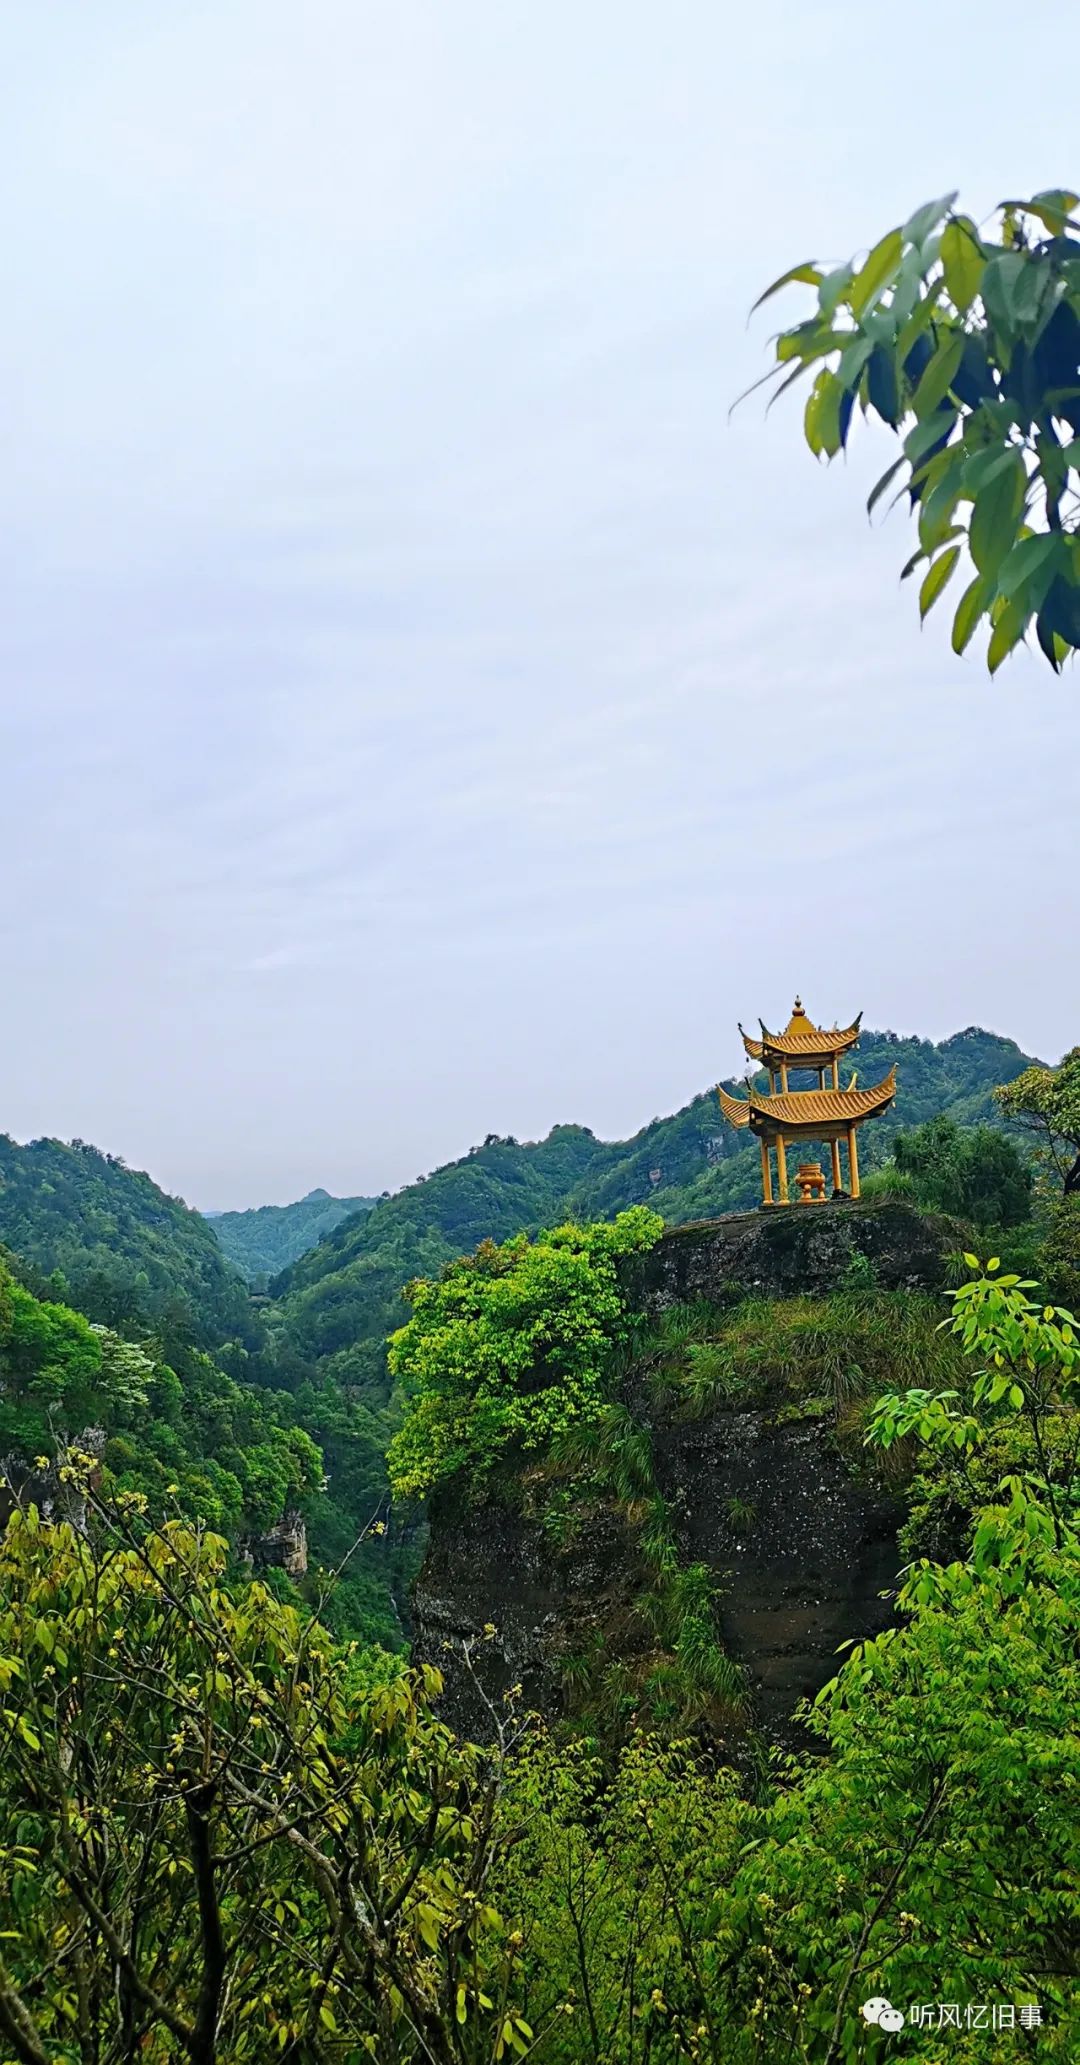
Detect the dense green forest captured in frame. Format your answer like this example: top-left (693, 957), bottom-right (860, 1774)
top-left (217, 1026), bottom-right (1034, 1651)
top-left (206, 1187), bottom-right (379, 1285)
top-left (0, 1027), bottom-right (1046, 1664)
top-left (0, 1249), bottom-right (321, 1537)
top-left (0, 1135), bottom-right (254, 1352)
top-left (1, 1032), bottom-right (1078, 2056)
top-left (1, 1225), bottom-right (1076, 2058)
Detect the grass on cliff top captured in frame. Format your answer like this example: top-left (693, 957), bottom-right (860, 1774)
top-left (630, 1285), bottom-right (967, 1422)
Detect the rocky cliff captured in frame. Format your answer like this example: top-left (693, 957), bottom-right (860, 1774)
top-left (412, 1200), bottom-right (958, 1746)
top-left (621, 1196), bottom-right (957, 1309)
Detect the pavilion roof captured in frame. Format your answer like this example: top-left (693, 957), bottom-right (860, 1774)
top-left (740, 1000), bottom-right (862, 1065)
top-left (718, 1067), bottom-right (896, 1138)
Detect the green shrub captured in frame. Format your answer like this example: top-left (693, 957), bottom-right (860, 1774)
top-left (386, 1209), bottom-right (663, 1499)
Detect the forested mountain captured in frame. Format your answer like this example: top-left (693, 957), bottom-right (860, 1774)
top-left (0, 1027), bottom-right (1039, 1653)
top-left (271, 1125), bottom-right (605, 1386)
top-left (269, 1026), bottom-right (1035, 1395)
top-left (0, 1249), bottom-right (320, 1538)
top-left (0, 1135), bottom-right (254, 1350)
top-left (207, 1187), bottom-right (379, 1284)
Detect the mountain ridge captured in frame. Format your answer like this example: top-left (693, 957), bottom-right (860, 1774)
top-left (0, 1133), bottom-right (254, 1350)
top-left (206, 1189), bottom-right (380, 1284)
top-left (267, 1024), bottom-right (1036, 1390)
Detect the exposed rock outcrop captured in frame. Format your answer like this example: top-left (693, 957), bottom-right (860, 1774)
top-left (244, 1507), bottom-right (308, 1578)
top-left (0, 1429), bottom-right (107, 1535)
top-left (621, 1197), bottom-right (958, 1311)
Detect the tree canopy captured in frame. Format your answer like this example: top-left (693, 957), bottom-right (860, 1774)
top-left (749, 189), bottom-right (1080, 671)
top-left (996, 1048), bottom-right (1080, 1192)
top-left (0, 1136), bottom-right (254, 1354)
top-left (386, 1209), bottom-right (662, 1500)
top-left (890, 1113), bottom-right (1032, 1226)
top-left (0, 1255), bottom-right (322, 1537)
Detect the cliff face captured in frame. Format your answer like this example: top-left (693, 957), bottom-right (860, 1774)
top-left (412, 1410), bottom-right (901, 1746)
top-left (650, 1407), bottom-right (901, 1734)
top-left (411, 1201), bottom-right (954, 1745)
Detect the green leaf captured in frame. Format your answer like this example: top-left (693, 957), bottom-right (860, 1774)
top-left (999, 190), bottom-right (1080, 236)
top-left (896, 278), bottom-right (944, 364)
top-left (902, 193), bottom-right (958, 250)
top-left (772, 318), bottom-right (847, 366)
top-left (918, 448), bottom-right (967, 552)
top-left (751, 261), bottom-right (823, 314)
top-left (804, 369), bottom-right (843, 458)
top-left (836, 334), bottom-right (873, 389)
top-left (996, 530), bottom-right (1059, 602)
top-left (818, 263), bottom-right (854, 318)
top-left (987, 594), bottom-right (1031, 674)
top-left (912, 330), bottom-right (966, 417)
top-left (905, 411), bottom-right (956, 467)
top-left (849, 229), bottom-right (903, 317)
top-left (963, 442), bottom-right (1021, 496)
top-left (951, 573), bottom-right (990, 655)
top-left (941, 217), bottom-right (984, 313)
top-left (866, 342), bottom-right (901, 425)
top-left (866, 456), bottom-right (905, 518)
top-left (763, 358), bottom-right (814, 415)
top-left (969, 452), bottom-right (1026, 577)
top-left (919, 545), bottom-right (961, 620)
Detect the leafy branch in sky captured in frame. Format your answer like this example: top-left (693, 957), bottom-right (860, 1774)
top-left (746, 189), bottom-right (1080, 672)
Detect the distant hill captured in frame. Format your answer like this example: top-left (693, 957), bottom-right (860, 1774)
top-left (270, 1026), bottom-right (1036, 1395)
top-left (207, 1188), bottom-right (379, 1284)
top-left (0, 1135), bottom-right (254, 1350)
top-left (270, 1126), bottom-right (604, 1390)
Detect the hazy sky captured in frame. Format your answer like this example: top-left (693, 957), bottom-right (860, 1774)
top-left (3, 2), bottom-right (1079, 1209)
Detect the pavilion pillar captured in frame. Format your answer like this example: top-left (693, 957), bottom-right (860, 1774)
top-left (833, 1058), bottom-right (840, 1090)
top-left (759, 1136), bottom-right (774, 1205)
top-left (830, 1138), bottom-right (843, 1194)
top-left (780, 1061), bottom-right (789, 1094)
top-left (775, 1132), bottom-right (790, 1203)
top-left (847, 1125), bottom-right (860, 1198)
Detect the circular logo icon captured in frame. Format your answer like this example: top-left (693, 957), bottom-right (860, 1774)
top-left (862, 1996), bottom-right (904, 2031)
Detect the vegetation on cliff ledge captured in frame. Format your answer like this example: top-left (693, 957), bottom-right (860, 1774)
top-left (387, 1208), bottom-right (662, 1499)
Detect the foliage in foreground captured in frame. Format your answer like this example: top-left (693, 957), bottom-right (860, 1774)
top-left (0, 1267), bottom-right (1078, 2059)
top-left (750, 187), bottom-right (1080, 671)
top-left (386, 1209), bottom-right (663, 1500)
top-left (0, 1496), bottom-right (535, 2065)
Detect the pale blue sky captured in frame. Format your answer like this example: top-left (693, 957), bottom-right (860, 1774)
top-left (3, 1), bottom-right (1078, 1208)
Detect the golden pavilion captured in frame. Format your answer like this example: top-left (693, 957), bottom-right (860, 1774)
top-left (718, 999), bottom-right (896, 1205)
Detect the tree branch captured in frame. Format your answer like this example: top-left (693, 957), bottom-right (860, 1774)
top-left (186, 1782), bottom-right (227, 2064)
